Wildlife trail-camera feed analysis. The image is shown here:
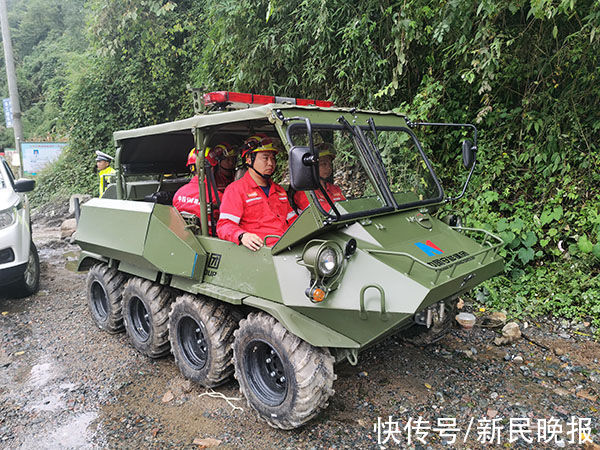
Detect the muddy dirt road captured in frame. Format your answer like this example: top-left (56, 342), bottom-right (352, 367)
top-left (1, 222), bottom-right (599, 448)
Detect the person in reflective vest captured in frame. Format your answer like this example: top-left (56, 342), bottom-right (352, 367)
top-left (293, 143), bottom-right (345, 212)
top-left (217, 135), bottom-right (297, 251)
top-left (95, 151), bottom-right (115, 197)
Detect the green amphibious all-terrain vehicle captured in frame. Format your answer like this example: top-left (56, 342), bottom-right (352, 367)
top-left (75, 90), bottom-right (504, 429)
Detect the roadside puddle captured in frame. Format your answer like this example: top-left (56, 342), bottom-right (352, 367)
top-left (48, 411), bottom-right (98, 448)
top-left (16, 357), bottom-right (98, 447)
top-left (18, 411), bottom-right (98, 449)
top-left (63, 250), bottom-right (81, 273)
top-left (28, 361), bottom-right (56, 387)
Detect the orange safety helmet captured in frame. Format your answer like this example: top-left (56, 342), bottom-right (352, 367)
top-left (187, 148), bottom-right (199, 167)
top-left (241, 134), bottom-right (277, 159)
top-left (205, 142), bottom-right (236, 167)
top-left (187, 143), bottom-right (236, 169)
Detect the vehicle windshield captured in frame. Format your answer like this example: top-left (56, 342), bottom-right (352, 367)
top-left (287, 123), bottom-right (443, 219)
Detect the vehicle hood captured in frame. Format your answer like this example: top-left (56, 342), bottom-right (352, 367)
top-left (336, 210), bottom-right (503, 288)
top-left (341, 213), bottom-right (473, 260)
top-left (0, 188), bottom-right (19, 210)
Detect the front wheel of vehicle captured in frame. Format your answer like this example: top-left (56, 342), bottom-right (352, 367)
top-left (10, 242), bottom-right (40, 298)
top-left (233, 312), bottom-right (336, 430)
top-left (169, 295), bottom-right (238, 386)
top-left (122, 278), bottom-right (172, 358)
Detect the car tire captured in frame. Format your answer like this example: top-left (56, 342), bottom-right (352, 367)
top-left (9, 241), bottom-right (40, 298)
top-left (122, 277), bottom-right (172, 358)
top-left (233, 312), bottom-right (336, 429)
top-left (169, 295), bottom-right (238, 387)
top-left (86, 264), bottom-right (127, 333)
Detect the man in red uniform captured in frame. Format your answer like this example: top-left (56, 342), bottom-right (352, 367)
top-left (173, 143), bottom-right (236, 228)
top-left (293, 143), bottom-right (345, 212)
top-left (217, 135), bottom-right (297, 251)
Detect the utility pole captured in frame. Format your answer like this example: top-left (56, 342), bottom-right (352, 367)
top-left (0, 0), bottom-right (24, 176)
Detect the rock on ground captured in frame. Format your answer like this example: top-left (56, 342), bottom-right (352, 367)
top-left (1, 216), bottom-right (599, 448)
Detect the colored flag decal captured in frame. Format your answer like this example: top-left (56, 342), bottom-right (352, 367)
top-left (414, 240), bottom-right (444, 257)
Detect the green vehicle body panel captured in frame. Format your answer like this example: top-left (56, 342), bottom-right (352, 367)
top-left (272, 203), bottom-right (326, 252)
top-left (269, 211), bottom-right (503, 346)
top-left (76, 102), bottom-right (504, 352)
top-left (193, 237), bottom-right (282, 301)
top-left (76, 199), bottom-right (206, 280)
top-left (242, 296), bottom-right (360, 348)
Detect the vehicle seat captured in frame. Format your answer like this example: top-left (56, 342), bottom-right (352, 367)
top-left (234, 167), bottom-right (247, 181)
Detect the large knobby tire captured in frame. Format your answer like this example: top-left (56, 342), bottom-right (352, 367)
top-left (9, 242), bottom-right (40, 298)
top-left (86, 264), bottom-right (127, 333)
top-left (122, 278), bottom-right (172, 358)
top-left (233, 312), bottom-right (336, 430)
top-left (168, 295), bottom-right (238, 387)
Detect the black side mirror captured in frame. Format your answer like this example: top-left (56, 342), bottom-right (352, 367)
top-left (289, 146), bottom-right (320, 191)
top-left (462, 140), bottom-right (476, 169)
top-left (14, 178), bottom-right (35, 193)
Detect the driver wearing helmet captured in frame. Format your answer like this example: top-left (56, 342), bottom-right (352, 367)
top-left (293, 142), bottom-right (345, 212)
top-left (173, 142), bottom-right (237, 227)
top-left (217, 134), bottom-right (297, 251)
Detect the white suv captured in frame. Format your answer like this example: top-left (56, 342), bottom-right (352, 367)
top-left (0, 156), bottom-right (40, 297)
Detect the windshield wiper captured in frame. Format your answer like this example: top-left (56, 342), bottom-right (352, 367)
top-left (365, 117), bottom-right (393, 192)
top-left (355, 125), bottom-right (399, 209)
top-left (338, 116), bottom-right (398, 209)
top-left (367, 117), bottom-right (378, 140)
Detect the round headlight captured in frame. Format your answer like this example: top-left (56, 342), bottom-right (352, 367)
top-left (317, 247), bottom-right (338, 277)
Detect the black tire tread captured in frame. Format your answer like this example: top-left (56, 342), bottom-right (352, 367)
top-left (233, 312), bottom-right (336, 430)
top-left (8, 242), bottom-right (40, 298)
top-left (168, 294), bottom-right (238, 387)
top-left (122, 277), bottom-right (172, 358)
top-left (86, 263), bottom-right (126, 333)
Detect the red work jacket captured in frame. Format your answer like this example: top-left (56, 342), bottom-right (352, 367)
top-left (293, 182), bottom-right (346, 212)
top-left (172, 175), bottom-right (222, 233)
top-left (211, 168), bottom-right (234, 193)
top-left (217, 171), bottom-right (297, 246)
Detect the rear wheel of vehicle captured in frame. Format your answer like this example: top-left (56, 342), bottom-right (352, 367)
top-left (122, 278), bottom-right (172, 358)
top-left (10, 242), bottom-right (40, 298)
top-left (233, 312), bottom-right (336, 430)
top-left (86, 264), bottom-right (127, 333)
top-left (169, 295), bottom-right (238, 386)
top-left (401, 300), bottom-right (457, 346)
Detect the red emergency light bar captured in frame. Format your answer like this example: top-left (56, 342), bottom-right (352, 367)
top-left (203, 91), bottom-right (334, 108)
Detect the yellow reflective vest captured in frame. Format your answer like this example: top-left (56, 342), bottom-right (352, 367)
top-left (98, 166), bottom-right (116, 196)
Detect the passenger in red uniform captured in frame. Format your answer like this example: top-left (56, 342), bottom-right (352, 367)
top-left (217, 135), bottom-right (297, 251)
top-left (173, 143), bottom-right (237, 230)
top-left (203, 143), bottom-right (237, 193)
top-left (293, 143), bottom-right (345, 212)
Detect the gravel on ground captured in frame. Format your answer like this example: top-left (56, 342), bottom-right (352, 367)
top-left (1, 207), bottom-right (598, 448)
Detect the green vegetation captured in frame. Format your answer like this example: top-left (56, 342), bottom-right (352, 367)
top-left (1, 0), bottom-right (599, 325)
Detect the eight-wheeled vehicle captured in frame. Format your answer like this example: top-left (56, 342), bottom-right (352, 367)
top-left (75, 91), bottom-right (504, 429)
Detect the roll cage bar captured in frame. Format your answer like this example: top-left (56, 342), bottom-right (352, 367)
top-left (284, 115), bottom-right (477, 224)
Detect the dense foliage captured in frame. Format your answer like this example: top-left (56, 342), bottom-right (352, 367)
top-left (2, 0), bottom-right (599, 325)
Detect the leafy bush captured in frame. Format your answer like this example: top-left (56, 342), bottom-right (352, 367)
top-left (7, 0), bottom-right (600, 323)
